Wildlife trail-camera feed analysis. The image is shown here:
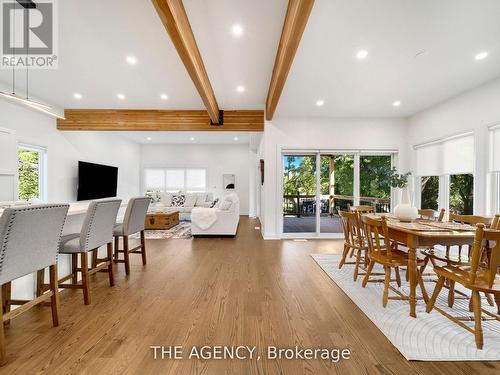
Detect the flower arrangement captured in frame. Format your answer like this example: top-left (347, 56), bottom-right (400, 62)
top-left (389, 167), bottom-right (411, 188)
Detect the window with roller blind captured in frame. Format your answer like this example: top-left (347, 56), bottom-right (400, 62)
top-left (414, 132), bottom-right (474, 215)
top-left (489, 125), bottom-right (500, 213)
top-left (143, 168), bottom-right (207, 193)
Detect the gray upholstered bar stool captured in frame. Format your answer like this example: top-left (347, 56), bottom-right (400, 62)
top-left (113, 197), bottom-right (151, 275)
top-left (0, 204), bottom-right (69, 365)
top-left (46, 199), bottom-right (121, 306)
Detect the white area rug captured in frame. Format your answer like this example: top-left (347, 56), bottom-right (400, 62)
top-left (311, 254), bottom-right (500, 361)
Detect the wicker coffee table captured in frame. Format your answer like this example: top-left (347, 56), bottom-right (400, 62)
top-left (144, 211), bottom-right (180, 230)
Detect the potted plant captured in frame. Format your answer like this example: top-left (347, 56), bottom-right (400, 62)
top-left (389, 168), bottom-right (418, 221)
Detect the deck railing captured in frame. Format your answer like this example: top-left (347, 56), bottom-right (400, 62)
top-left (283, 194), bottom-right (391, 217)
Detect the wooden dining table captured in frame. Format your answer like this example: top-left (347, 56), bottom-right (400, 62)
top-left (367, 215), bottom-right (476, 318)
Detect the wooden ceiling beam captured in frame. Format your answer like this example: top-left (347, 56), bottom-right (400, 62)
top-left (265, 0), bottom-right (314, 121)
top-left (56, 110), bottom-right (264, 132)
top-left (151, 0), bottom-right (220, 124)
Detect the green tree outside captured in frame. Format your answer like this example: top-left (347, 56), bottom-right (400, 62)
top-left (18, 150), bottom-right (40, 201)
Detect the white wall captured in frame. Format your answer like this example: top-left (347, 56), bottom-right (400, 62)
top-left (407, 77), bottom-right (500, 215)
top-left (140, 144), bottom-right (251, 214)
top-left (261, 117), bottom-right (409, 239)
top-left (0, 100), bottom-right (141, 203)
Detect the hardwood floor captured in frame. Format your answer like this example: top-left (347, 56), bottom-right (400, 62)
top-left (1, 217), bottom-right (498, 374)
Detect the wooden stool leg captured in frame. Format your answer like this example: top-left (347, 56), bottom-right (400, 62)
top-left (123, 236), bottom-right (130, 275)
top-left (448, 280), bottom-right (455, 308)
top-left (382, 267), bottom-right (391, 308)
top-left (472, 291), bottom-right (483, 349)
top-left (107, 243), bottom-right (115, 287)
top-left (140, 230), bottom-right (147, 265)
top-left (71, 254), bottom-right (78, 284)
top-left (81, 253), bottom-right (90, 305)
top-left (114, 236), bottom-right (119, 262)
top-left (36, 268), bottom-right (45, 298)
top-left (0, 286), bottom-right (5, 365)
top-left (49, 264), bottom-right (60, 327)
top-left (362, 260), bottom-right (374, 288)
top-left (426, 275), bottom-right (445, 313)
top-left (1, 283), bottom-right (11, 326)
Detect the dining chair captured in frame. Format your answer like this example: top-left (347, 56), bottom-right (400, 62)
top-left (113, 197), bottom-right (151, 275)
top-left (38, 199), bottom-right (121, 305)
top-left (361, 215), bottom-right (429, 307)
top-left (426, 223), bottom-right (500, 349)
top-left (0, 204), bottom-right (69, 365)
top-left (348, 204), bottom-right (375, 214)
top-left (418, 208), bottom-right (445, 221)
top-left (338, 210), bottom-right (369, 281)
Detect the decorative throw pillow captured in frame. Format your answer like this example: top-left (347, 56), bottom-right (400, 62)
top-left (184, 193), bottom-right (197, 207)
top-left (219, 200), bottom-right (232, 211)
top-left (171, 194), bottom-right (185, 207)
top-left (211, 198), bottom-right (219, 208)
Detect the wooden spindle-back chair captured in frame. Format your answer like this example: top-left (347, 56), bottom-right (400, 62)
top-left (418, 208), bottom-right (445, 222)
top-left (338, 210), bottom-right (369, 281)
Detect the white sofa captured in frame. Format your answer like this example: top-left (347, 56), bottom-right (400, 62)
top-left (150, 192), bottom-right (214, 221)
top-left (191, 194), bottom-right (240, 236)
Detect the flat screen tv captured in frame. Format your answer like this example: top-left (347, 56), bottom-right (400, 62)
top-left (77, 161), bottom-right (118, 201)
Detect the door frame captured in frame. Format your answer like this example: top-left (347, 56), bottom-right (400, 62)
top-left (278, 147), bottom-right (398, 239)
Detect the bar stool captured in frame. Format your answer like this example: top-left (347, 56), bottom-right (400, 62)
top-left (41, 199), bottom-right (121, 306)
top-left (0, 204), bottom-right (69, 365)
top-left (113, 197), bottom-right (151, 275)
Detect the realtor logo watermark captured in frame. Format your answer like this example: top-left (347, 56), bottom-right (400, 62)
top-left (1, 0), bottom-right (58, 69)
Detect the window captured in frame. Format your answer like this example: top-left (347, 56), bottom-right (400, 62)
top-left (449, 174), bottom-right (474, 215)
top-left (18, 144), bottom-right (47, 201)
top-left (420, 176), bottom-right (439, 210)
top-left (359, 155), bottom-right (392, 212)
top-left (144, 168), bottom-right (207, 193)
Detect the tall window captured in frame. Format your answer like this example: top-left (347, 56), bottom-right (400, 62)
top-left (144, 168), bottom-right (206, 193)
top-left (359, 155), bottom-right (392, 212)
top-left (18, 144), bottom-right (46, 201)
top-left (420, 176), bottom-right (439, 210)
top-left (449, 174), bottom-right (474, 215)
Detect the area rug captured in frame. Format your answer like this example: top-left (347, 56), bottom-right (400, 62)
top-left (311, 253), bottom-right (500, 361)
top-left (132, 222), bottom-right (192, 240)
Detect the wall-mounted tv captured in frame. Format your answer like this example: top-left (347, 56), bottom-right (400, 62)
top-left (77, 161), bottom-right (118, 201)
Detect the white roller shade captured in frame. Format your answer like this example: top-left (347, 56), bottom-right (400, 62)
top-left (415, 143), bottom-right (442, 176)
top-left (144, 169), bottom-right (165, 190)
top-left (414, 132), bottom-right (474, 176)
top-left (490, 126), bottom-right (500, 172)
top-left (442, 134), bottom-right (474, 174)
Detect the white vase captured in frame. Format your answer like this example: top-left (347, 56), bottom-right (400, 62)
top-left (394, 187), bottom-right (418, 222)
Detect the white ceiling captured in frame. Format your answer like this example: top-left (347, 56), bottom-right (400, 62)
top-left (117, 131), bottom-right (262, 148)
top-left (276, 0), bottom-right (500, 118)
top-left (0, 0), bottom-right (499, 118)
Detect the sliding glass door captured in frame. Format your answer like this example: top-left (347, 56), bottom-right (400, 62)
top-left (281, 151), bottom-right (394, 238)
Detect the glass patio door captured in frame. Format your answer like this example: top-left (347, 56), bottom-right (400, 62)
top-left (282, 154), bottom-right (317, 233)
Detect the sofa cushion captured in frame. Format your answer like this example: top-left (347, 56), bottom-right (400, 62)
top-left (171, 194), bottom-right (185, 207)
top-left (159, 192), bottom-right (172, 207)
top-left (194, 192), bottom-right (208, 206)
top-left (184, 193), bottom-right (197, 207)
top-left (219, 200), bottom-right (232, 211)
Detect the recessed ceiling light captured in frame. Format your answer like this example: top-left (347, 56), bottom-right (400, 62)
top-left (146, 137), bottom-right (152, 141)
top-left (160, 93), bottom-right (168, 100)
top-left (234, 137), bottom-right (239, 141)
top-left (392, 100), bottom-right (401, 107)
top-left (474, 51), bottom-right (489, 61)
top-left (315, 99), bottom-right (324, 107)
top-left (126, 56), bottom-right (137, 65)
top-left (73, 93), bottom-right (82, 100)
top-left (117, 93), bottom-right (126, 100)
top-left (236, 85), bottom-right (245, 93)
top-left (356, 49), bottom-right (368, 60)
top-left (190, 137), bottom-right (195, 141)
top-left (231, 24), bottom-right (244, 37)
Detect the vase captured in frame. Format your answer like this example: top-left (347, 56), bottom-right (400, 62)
top-left (394, 187), bottom-right (418, 222)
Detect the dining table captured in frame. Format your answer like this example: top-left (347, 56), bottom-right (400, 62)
top-left (367, 214), bottom-right (477, 318)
